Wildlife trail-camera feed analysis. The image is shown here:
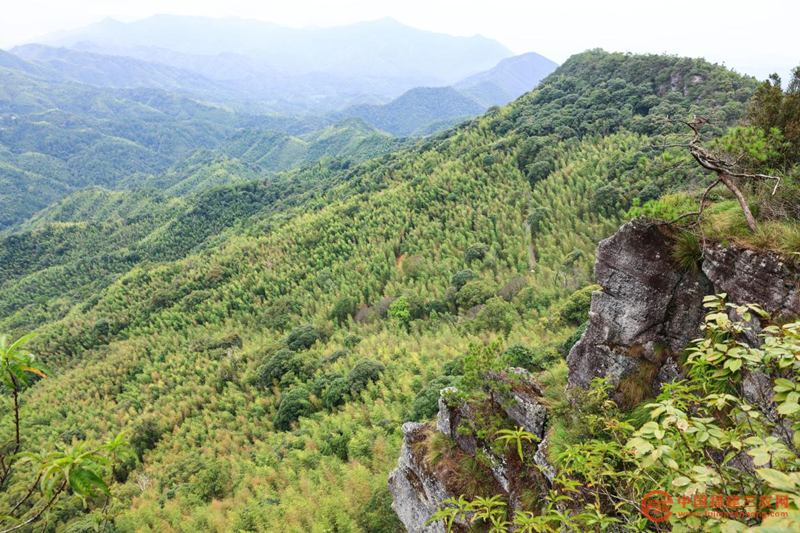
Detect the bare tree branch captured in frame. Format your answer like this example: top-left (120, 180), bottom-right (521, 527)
top-left (667, 178), bottom-right (721, 226)
top-left (0, 479), bottom-right (68, 533)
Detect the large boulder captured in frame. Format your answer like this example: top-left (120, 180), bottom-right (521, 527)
top-left (436, 388), bottom-right (479, 455)
top-left (390, 370), bottom-right (551, 531)
top-left (702, 244), bottom-right (800, 320)
top-left (503, 368), bottom-right (548, 437)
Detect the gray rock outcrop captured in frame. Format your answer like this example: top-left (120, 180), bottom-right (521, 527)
top-left (389, 371), bottom-right (551, 532)
top-left (567, 220), bottom-right (712, 396)
top-left (702, 243), bottom-right (800, 319)
top-left (568, 219), bottom-right (800, 400)
top-left (387, 423), bottom-right (452, 533)
top-left (391, 219), bottom-right (800, 532)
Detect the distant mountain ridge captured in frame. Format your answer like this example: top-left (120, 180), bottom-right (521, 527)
top-left (4, 42), bottom-right (558, 135)
top-left (32, 15), bottom-right (513, 109)
top-left (335, 52), bottom-right (559, 135)
top-left (11, 16), bottom-right (558, 116)
top-left (10, 44), bottom-right (234, 96)
top-left (455, 51), bottom-right (559, 106)
top-left (337, 86), bottom-right (485, 136)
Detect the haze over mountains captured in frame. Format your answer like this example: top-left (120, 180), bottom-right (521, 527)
top-left (41, 15), bottom-right (509, 80)
top-left (456, 52), bottom-right (558, 106)
top-left (0, 14), bottom-right (558, 231)
top-left (10, 15), bottom-right (557, 115)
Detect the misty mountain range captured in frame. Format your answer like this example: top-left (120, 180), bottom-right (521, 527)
top-left (7, 15), bottom-right (557, 120)
top-left (0, 15), bottom-right (558, 229)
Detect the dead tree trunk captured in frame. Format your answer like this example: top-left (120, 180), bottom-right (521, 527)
top-left (718, 173), bottom-right (758, 232)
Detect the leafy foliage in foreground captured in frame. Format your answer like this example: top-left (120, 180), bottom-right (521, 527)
top-left (0, 334), bottom-right (128, 532)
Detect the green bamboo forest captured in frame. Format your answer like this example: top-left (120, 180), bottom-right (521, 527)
top-left (1, 25), bottom-right (799, 533)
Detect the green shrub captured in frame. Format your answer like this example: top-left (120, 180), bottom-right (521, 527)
top-left (262, 298), bottom-right (301, 331)
top-left (274, 387), bottom-right (313, 430)
top-left (323, 349), bottom-right (348, 365)
top-left (502, 343), bottom-right (536, 368)
top-left (442, 357), bottom-right (466, 376)
top-left (456, 280), bottom-right (498, 309)
top-left (343, 334), bottom-right (362, 348)
top-left (347, 360), bottom-right (385, 393)
top-left (323, 377), bottom-right (350, 409)
top-left (563, 321), bottom-right (588, 354)
top-left (329, 296), bottom-right (357, 325)
top-left (257, 349), bottom-right (311, 387)
top-left (286, 324), bottom-right (325, 351)
top-left (387, 297), bottom-right (411, 327)
top-left (465, 244), bottom-right (489, 263)
top-left (472, 297), bottom-right (517, 334)
top-left (319, 430), bottom-right (350, 461)
top-left (670, 231), bottom-right (702, 274)
top-left (356, 486), bottom-right (404, 533)
top-left (426, 299), bottom-right (448, 316)
top-left (410, 376), bottom-right (457, 421)
top-left (311, 372), bottom-right (342, 397)
top-left (191, 458), bottom-right (231, 502)
top-left (557, 284), bottom-right (600, 325)
top-left (502, 342), bottom-right (560, 373)
top-left (527, 207), bottom-right (550, 235)
top-left (516, 285), bottom-right (558, 313)
top-left (497, 277), bottom-right (527, 301)
top-left (402, 255), bottom-right (427, 280)
top-left (450, 269), bottom-right (476, 290)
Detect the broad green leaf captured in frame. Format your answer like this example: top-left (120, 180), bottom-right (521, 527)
top-left (756, 468), bottom-right (796, 491)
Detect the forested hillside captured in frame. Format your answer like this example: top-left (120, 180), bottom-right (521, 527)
top-left (0, 60), bottom-right (237, 229)
top-left (0, 55), bottom-right (409, 230)
top-left (0, 157), bottom-right (366, 333)
top-left (338, 87), bottom-right (486, 136)
top-left (212, 118), bottom-right (407, 174)
top-left (3, 49), bottom-right (787, 533)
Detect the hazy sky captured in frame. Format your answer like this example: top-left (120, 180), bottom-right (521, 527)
top-left (1, 0), bottom-right (797, 81)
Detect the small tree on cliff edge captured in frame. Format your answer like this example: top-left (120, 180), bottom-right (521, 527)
top-left (666, 116), bottom-right (784, 232)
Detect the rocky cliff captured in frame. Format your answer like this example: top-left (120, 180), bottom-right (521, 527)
top-left (388, 370), bottom-right (550, 533)
top-left (568, 219), bottom-right (800, 403)
top-left (389, 219), bottom-right (800, 531)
